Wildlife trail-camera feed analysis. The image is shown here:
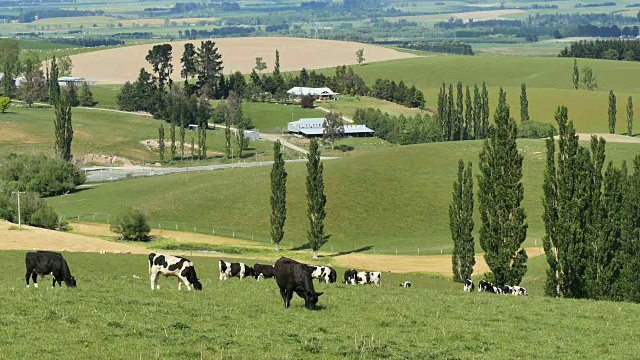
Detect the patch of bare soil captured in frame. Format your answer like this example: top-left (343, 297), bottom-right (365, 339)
top-left (77, 153), bottom-right (135, 167)
top-left (333, 248), bottom-right (545, 275)
top-left (555, 133), bottom-right (640, 144)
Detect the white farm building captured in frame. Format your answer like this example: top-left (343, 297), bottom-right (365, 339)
top-left (287, 118), bottom-right (374, 138)
top-left (287, 87), bottom-right (338, 101)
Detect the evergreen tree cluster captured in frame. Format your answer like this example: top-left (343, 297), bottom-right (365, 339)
top-left (543, 106), bottom-right (640, 303)
top-left (353, 107), bottom-right (442, 145)
top-left (371, 79), bottom-right (426, 108)
top-left (560, 39), bottom-right (640, 61)
top-left (47, 37), bottom-right (124, 48)
top-left (399, 41), bottom-right (473, 56)
top-left (437, 81), bottom-right (490, 141)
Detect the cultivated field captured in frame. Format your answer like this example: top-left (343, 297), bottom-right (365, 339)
top-left (389, 9), bottom-right (526, 23)
top-left (69, 37), bottom-right (417, 84)
top-left (48, 140), bottom-right (640, 255)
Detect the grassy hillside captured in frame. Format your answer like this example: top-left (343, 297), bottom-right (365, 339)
top-left (48, 139), bottom-right (640, 255)
top-left (0, 250), bottom-right (638, 359)
top-left (242, 102), bottom-right (325, 133)
top-left (0, 105), bottom-right (277, 163)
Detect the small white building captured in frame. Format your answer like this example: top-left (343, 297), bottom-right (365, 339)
top-left (231, 129), bottom-right (260, 140)
top-left (287, 87), bottom-right (338, 101)
top-left (287, 118), bottom-right (374, 138)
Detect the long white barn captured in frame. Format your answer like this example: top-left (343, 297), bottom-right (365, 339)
top-left (287, 118), bottom-right (374, 138)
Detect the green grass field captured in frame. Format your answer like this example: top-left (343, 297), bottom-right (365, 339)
top-left (48, 139), bottom-right (640, 255)
top-left (320, 95), bottom-right (426, 118)
top-left (242, 102), bottom-right (325, 133)
top-left (0, 105), bottom-right (278, 163)
top-left (0, 250), bottom-right (638, 359)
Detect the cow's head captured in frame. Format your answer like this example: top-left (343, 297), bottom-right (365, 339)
top-left (192, 279), bottom-right (203, 291)
top-left (65, 276), bottom-right (77, 288)
top-left (304, 291), bottom-right (323, 310)
top-left (328, 269), bottom-right (337, 283)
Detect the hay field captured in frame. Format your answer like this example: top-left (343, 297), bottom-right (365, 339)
top-left (387, 9), bottom-right (525, 23)
top-left (69, 37), bottom-right (418, 84)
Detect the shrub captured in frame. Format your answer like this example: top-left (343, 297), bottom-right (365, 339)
top-left (0, 154), bottom-right (86, 197)
top-left (110, 208), bottom-right (151, 241)
top-left (0, 191), bottom-right (62, 230)
top-left (300, 95), bottom-right (315, 109)
top-left (66, 83), bottom-right (80, 107)
top-left (517, 120), bottom-right (557, 139)
top-left (0, 97), bottom-right (10, 113)
top-left (30, 204), bottom-right (60, 230)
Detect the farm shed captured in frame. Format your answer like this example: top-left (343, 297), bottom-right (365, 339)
top-left (287, 118), bottom-right (374, 138)
top-left (287, 87), bottom-right (338, 101)
top-left (231, 129), bottom-right (260, 140)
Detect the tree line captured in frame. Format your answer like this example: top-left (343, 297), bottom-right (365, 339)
top-left (438, 82), bottom-right (490, 142)
top-left (371, 79), bottom-right (426, 109)
top-left (399, 41), bottom-right (474, 56)
top-left (353, 108), bottom-right (441, 145)
top-left (19, 9), bottom-right (104, 23)
top-left (560, 39), bottom-right (640, 62)
top-left (47, 37), bottom-right (124, 47)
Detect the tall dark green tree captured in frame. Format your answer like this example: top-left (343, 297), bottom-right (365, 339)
top-left (49, 56), bottom-right (60, 105)
top-left (465, 85), bottom-right (473, 140)
top-left (473, 84), bottom-right (481, 140)
top-left (196, 40), bottom-right (224, 99)
top-left (481, 82), bottom-right (489, 139)
top-left (456, 81), bottom-right (464, 141)
top-left (478, 88), bottom-right (528, 286)
top-left (619, 156), bottom-right (640, 302)
top-left (542, 121), bottom-right (559, 297)
top-left (197, 94), bottom-right (209, 159)
top-left (438, 83), bottom-right (449, 141)
top-left (0, 39), bottom-right (20, 98)
top-left (448, 83), bottom-right (456, 141)
top-left (180, 43), bottom-right (197, 85)
top-left (520, 83), bottom-right (529, 122)
top-left (306, 139), bottom-right (329, 259)
top-left (53, 92), bottom-right (73, 161)
top-left (573, 59), bottom-right (579, 90)
top-left (270, 140), bottom-right (287, 251)
top-left (170, 113), bottom-right (177, 160)
top-left (627, 96), bottom-right (634, 136)
top-left (609, 90), bottom-right (617, 134)
top-left (145, 44), bottom-right (173, 90)
top-left (158, 123), bottom-right (165, 161)
top-left (224, 108), bottom-right (231, 159)
top-left (450, 159), bottom-right (475, 282)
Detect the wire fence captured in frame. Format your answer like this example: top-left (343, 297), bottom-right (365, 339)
top-left (62, 213), bottom-right (457, 256)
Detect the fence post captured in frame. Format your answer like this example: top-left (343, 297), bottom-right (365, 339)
top-left (194, 226), bottom-right (197, 232)
top-left (418, 248), bottom-right (420, 255)
top-left (395, 248), bottom-right (397, 255)
top-left (212, 227), bottom-right (215, 235)
top-left (441, 248), bottom-right (443, 254)
top-left (251, 235), bottom-right (254, 240)
top-left (233, 231), bottom-right (235, 238)
top-left (159, 223), bottom-right (161, 229)
top-left (77, 215), bottom-right (80, 221)
top-left (175, 223), bottom-right (178, 230)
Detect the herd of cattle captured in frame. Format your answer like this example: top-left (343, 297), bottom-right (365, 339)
top-left (24, 251), bottom-right (527, 309)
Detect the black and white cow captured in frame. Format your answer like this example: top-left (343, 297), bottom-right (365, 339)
top-left (512, 286), bottom-right (528, 296)
top-left (399, 281), bottom-right (412, 288)
top-left (308, 265), bottom-right (337, 283)
top-left (274, 257), bottom-right (323, 310)
top-left (219, 260), bottom-right (254, 280)
top-left (149, 253), bottom-right (202, 291)
top-left (463, 279), bottom-right (475, 292)
top-left (344, 269), bottom-right (358, 284)
top-left (501, 285), bottom-right (514, 295)
top-left (25, 251), bottom-right (76, 288)
top-left (478, 279), bottom-right (495, 293)
top-left (353, 271), bottom-right (382, 286)
top-left (253, 263), bottom-right (275, 280)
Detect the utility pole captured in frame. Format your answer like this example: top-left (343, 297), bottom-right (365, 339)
top-left (12, 191), bottom-right (26, 229)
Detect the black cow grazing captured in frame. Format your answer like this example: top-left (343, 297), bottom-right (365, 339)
top-left (219, 260), bottom-right (254, 280)
top-left (478, 280), bottom-right (495, 293)
top-left (463, 279), bottom-right (475, 292)
top-left (501, 285), bottom-right (514, 295)
top-left (274, 257), bottom-right (323, 310)
top-left (344, 269), bottom-right (358, 284)
top-left (512, 286), bottom-right (528, 296)
top-left (308, 265), bottom-right (337, 283)
top-left (253, 263), bottom-right (275, 280)
top-left (399, 281), bottom-right (412, 288)
top-left (25, 251), bottom-right (76, 288)
top-left (149, 253), bottom-right (202, 291)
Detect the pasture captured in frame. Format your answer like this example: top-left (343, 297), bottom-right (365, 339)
top-left (0, 250), bottom-right (638, 359)
top-left (48, 139), bottom-right (640, 255)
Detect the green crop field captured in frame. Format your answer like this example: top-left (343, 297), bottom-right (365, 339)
top-left (48, 139), bottom-right (640, 255)
top-left (242, 102), bottom-right (325, 133)
top-left (0, 251), bottom-right (638, 359)
top-left (0, 105), bottom-right (278, 163)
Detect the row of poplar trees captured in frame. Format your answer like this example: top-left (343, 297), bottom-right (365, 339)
top-left (451, 88), bottom-right (528, 286)
top-left (543, 106), bottom-right (640, 302)
top-left (437, 82), bottom-right (490, 142)
top-left (269, 139), bottom-right (329, 259)
top-left (607, 90), bottom-right (634, 136)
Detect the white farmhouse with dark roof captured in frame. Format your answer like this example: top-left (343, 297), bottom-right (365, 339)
top-left (287, 118), bottom-right (374, 138)
top-left (287, 87), bottom-right (338, 101)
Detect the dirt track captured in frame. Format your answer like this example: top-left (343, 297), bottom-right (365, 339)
top-left (558, 133), bottom-right (640, 144)
top-left (70, 37), bottom-right (417, 84)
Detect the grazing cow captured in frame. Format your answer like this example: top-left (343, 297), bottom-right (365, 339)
top-left (253, 263), bottom-right (275, 280)
top-left (399, 281), bottom-right (412, 288)
top-left (501, 285), bottom-right (514, 295)
top-left (478, 280), bottom-right (495, 293)
top-left (219, 260), bottom-right (254, 280)
top-left (25, 251), bottom-right (76, 288)
top-left (493, 286), bottom-right (504, 295)
top-left (463, 279), bottom-right (475, 292)
top-left (149, 253), bottom-right (202, 291)
top-left (353, 271), bottom-right (382, 286)
top-left (344, 269), bottom-right (358, 284)
top-left (308, 265), bottom-right (337, 283)
top-left (512, 286), bottom-right (528, 296)
top-left (274, 257), bottom-right (323, 310)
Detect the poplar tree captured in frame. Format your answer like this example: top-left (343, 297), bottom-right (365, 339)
top-left (179, 111), bottom-right (186, 160)
top-left (438, 83), bottom-right (448, 141)
top-left (53, 92), bottom-right (73, 161)
top-left (225, 110), bottom-right (231, 159)
top-left (619, 156), bottom-right (640, 302)
top-left (627, 96), bottom-right (634, 137)
top-left (473, 84), bottom-right (481, 140)
top-left (270, 141), bottom-right (287, 251)
top-left (542, 122), bottom-right (559, 297)
top-left (306, 139), bottom-right (329, 259)
top-left (49, 56), bottom-right (60, 105)
top-left (478, 88), bottom-right (528, 286)
top-left (573, 59), bottom-right (579, 90)
top-left (448, 83), bottom-right (456, 141)
top-left (170, 115), bottom-right (177, 160)
top-left (520, 83), bottom-right (529, 122)
top-left (450, 159), bottom-right (475, 282)
top-left (456, 81), bottom-right (464, 141)
top-left (158, 123), bottom-right (165, 161)
top-left (197, 94), bottom-right (210, 159)
top-left (465, 85), bottom-right (473, 140)
top-left (481, 82), bottom-right (489, 139)
top-left (609, 90), bottom-right (617, 134)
